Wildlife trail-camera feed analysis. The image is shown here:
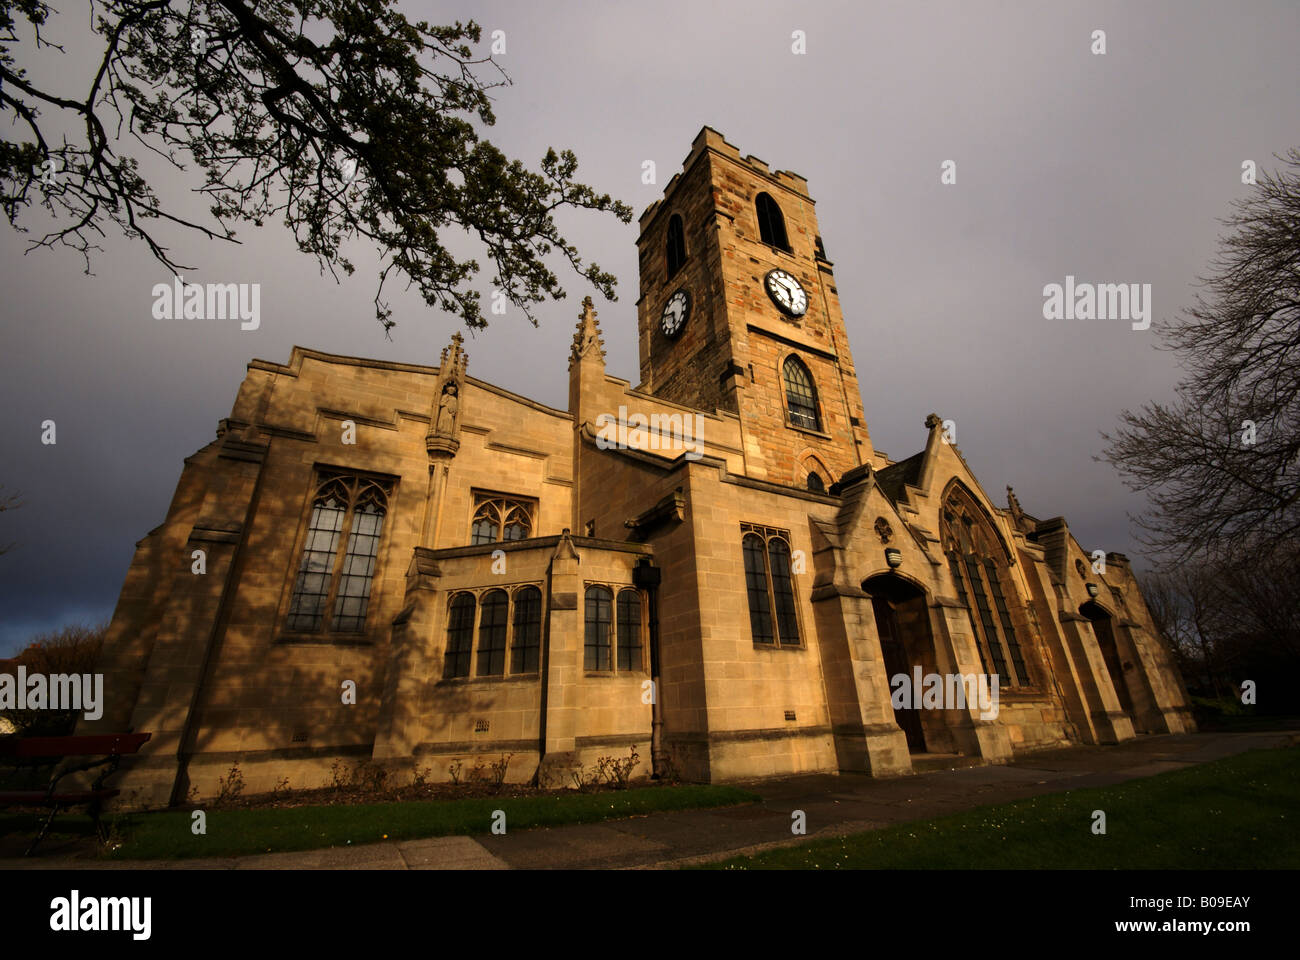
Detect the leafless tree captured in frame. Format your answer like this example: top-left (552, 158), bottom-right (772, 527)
top-left (1102, 149), bottom-right (1300, 563)
top-left (1141, 563), bottom-right (1227, 697)
top-left (1141, 537), bottom-right (1300, 708)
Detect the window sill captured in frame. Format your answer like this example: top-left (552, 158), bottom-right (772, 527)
top-left (760, 240), bottom-right (796, 259)
top-left (786, 422), bottom-right (832, 441)
top-left (277, 632), bottom-right (374, 646)
top-left (752, 642), bottom-right (804, 652)
top-left (583, 670), bottom-right (648, 678)
top-left (437, 673), bottom-right (540, 686)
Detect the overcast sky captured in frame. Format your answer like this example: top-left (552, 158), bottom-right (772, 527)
top-left (1, 1), bottom-right (1297, 655)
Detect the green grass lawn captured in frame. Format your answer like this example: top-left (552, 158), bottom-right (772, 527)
top-left (700, 746), bottom-right (1299, 869)
top-left (0, 783), bottom-right (759, 860)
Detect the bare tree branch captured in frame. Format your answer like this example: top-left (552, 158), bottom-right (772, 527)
top-left (1100, 148), bottom-right (1300, 562)
top-left (0, 0), bottom-right (633, 333)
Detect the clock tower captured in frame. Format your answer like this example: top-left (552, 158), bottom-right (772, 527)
top-left (635, 127), bottom-right (874, 487)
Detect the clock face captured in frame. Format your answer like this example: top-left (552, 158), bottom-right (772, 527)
top-left (764, 269), bottom-right (808, 318)
top-left (661, 289), bottom-right (690, 338)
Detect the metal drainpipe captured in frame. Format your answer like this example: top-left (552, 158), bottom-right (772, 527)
top-left (634, 557), bottom-right (665, 778)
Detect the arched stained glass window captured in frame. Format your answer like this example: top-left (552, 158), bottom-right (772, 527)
top-left (767, 538), bottom-right (800, 644)
top-left (940, 485), bottom-right (1033, 688)
top-left (756, 192), bottom-right (790, 252)
top-left (477, 589), bottom-right (508, 676)
top-left (964, 552), bottom-right (1009, 679)
top-left (743, 533), bottom-right (775, 644)
top-left (470, 494), bottom-right (534, 545)
top-left (666, 214), bottom-right (686, 278)
top-left (286, 488), bottom-right (347, 633)
top-left (742, 525), bottom-right (801, 647)
top-left (287, 473), bottom-right (392, 634)
top-left (444, 592), bottom-right (476, 679)
top-left (471, 513), bottom-right (496, 545)
top-left (617, 589), bottom-right (642, 670)
top-left (985, 558), bottom-right (1028, 684)
top-left (511, 586), bottom-right (542, 674)
top-left (783, 356), bottom-right (821, 431)
top-left (584, 585), bottom-right (613, 671)
top-left (947, 551), bottom-right (989, 674)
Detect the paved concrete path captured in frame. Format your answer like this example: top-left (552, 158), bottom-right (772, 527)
top-left (3, 729), bottom-right (1294, 870)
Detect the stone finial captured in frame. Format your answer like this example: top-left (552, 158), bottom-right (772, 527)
top-left (553, 528), bottom-right (581, 564)
top-left (439, 331), bottom-right (468, 379)
top-left (1006, 485), bottom-right (1035, 535)
top-left (924, 412), bottom-right (942, 431)
top-left (569, 296), bottom-right (606, 367)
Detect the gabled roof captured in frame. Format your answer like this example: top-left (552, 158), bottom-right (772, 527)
top-left (875, 452), bottom-right (924, 504)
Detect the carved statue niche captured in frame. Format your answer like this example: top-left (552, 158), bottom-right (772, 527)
top-left (435, 381), bottom-right (459, 436)
top-left (427, 332), bottom-right (468, 457)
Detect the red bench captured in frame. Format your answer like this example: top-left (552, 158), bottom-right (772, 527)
top-left (0, 733), bottom-right (151, 856)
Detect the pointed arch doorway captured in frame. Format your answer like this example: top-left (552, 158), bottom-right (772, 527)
top-left (864, 574), bottom-right (933, 753)
top-left (1080, 600), bottom-right (1135, 717)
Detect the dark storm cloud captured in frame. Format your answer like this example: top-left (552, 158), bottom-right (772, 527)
top-left (2, 1), bottom-right (1297, 653)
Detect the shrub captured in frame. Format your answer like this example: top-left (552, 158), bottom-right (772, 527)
top-left (216, 763), bottom-right (245, 806)
top-left (570, 761), bottom-right (597, 793)
top-left (329, 760), bottom-right (349, 791)
top-left (608, 745), bottom-right (640, 789)
top-left (489, 753), bottom-right (512, 789)
top-left (352, 761), bottom-right (388, 793)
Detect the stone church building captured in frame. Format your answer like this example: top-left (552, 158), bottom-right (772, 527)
top-left (87, 128), bottom-right (1194, 808)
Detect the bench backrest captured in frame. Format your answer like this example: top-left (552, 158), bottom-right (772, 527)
top-left (0, 733), bottom-right (151, 758)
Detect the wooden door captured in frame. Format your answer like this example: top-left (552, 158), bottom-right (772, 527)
top-left (873, 596), bottom-right (927, 752)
